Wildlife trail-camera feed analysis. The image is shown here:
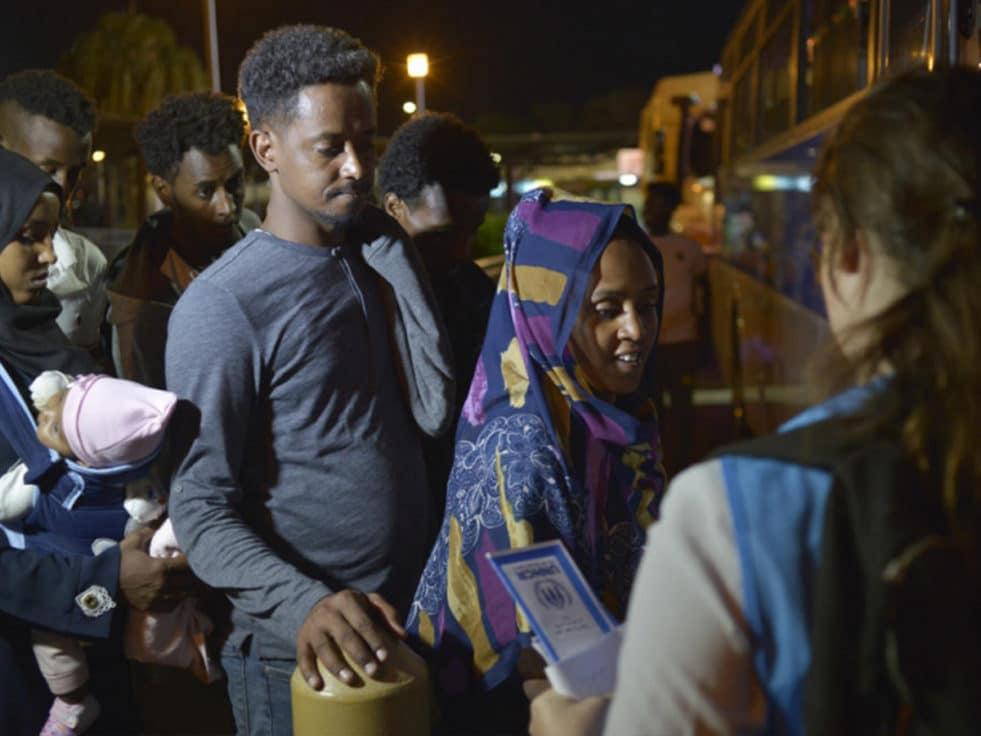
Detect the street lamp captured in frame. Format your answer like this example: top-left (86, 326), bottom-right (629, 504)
top-left (402, 101), bottom-right (418, 115)
top-left (202, 0), bottom-right (221, 92)
top-left (407, 53), bottom-right (429, 114)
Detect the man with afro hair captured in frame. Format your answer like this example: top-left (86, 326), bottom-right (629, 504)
top-left (165, 25), bottom-right (454, 735)
top-left (0, 70), bottom-right (109, 356)
top-left (378, 111), bottom-right (499, 535)
top-left (107, 91), bottom-right (260, 389)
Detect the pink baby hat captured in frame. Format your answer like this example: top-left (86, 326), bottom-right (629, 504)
top-left (61, 374), bottom-right (178, 467)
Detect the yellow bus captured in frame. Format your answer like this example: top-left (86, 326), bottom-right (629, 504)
top-left (710, 0), bottom-right (980, 434)
top-left (639, 71), bottom-right (723, 247)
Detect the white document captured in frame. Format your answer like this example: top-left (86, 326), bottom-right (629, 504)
top-left (544, 626), bottom-right (623, 698)
top-left (487, 540), bottom-right (616, 663)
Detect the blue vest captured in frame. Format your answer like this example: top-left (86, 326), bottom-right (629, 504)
top-left (723, 385), bottom-right (878, 735)
top-left (0, 361), bottom-right (148, 555)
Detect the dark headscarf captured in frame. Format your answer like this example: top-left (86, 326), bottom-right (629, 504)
top-left (0, 147), bottom-right (95, 379)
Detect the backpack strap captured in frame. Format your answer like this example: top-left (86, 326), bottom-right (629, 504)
top-left (710, 414), bottom-right (854, 470)
top-left (714, 416), bottom-right (981, 735)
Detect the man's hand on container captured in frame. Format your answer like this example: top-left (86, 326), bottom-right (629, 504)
top-left (297, 589), bottom-right (406, 689)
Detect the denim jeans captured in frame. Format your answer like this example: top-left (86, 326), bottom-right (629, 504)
top-left (221, 640), bottom-right (294, 736)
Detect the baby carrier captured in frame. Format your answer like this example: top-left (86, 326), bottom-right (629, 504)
top-left (0, 360), bottom-right (145, 556)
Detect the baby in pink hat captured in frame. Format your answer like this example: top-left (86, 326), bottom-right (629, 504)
top-left (0, 371), bottom-right (174, 525)
top-left (0, 372), bottom-right (216, 736)
top-left (38, 371), bottom-right (177, 469)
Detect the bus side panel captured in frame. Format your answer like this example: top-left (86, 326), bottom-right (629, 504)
top-left (708, 258), bottom-right (830, 435)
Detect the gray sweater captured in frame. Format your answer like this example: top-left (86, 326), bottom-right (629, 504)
top-left (165, 213), bottom-right (454, 658)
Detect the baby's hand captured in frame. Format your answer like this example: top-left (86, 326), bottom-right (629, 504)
top-left (123, 496), bottom-right (165, 533)
top-left (123, 478), bottom-right (165, 531)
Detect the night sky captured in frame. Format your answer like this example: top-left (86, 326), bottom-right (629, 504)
top-left (5, 0), bottom-right (745, 134)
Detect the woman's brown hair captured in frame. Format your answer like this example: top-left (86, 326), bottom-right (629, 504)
top-left (811, 67), bottom-right (980, 529)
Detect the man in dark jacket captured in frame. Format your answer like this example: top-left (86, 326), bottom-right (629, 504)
top-left (108, 92), bottom-right (260, 388)
top-left (377, 112), bottom-right (499, 533)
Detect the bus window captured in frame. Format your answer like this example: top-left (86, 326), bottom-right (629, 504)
top-left (731, 66), bottom-right (757, 158)
top-left (690, 115), bottom-right (718, 178)
top-left (767, 0), bottom-right (792, 25)
top-left (758, 15), bottom-right (795, 142)
top-left (741, 9), bottom-right (762, 59)
top-left (806, 0), bottom-right (870, 115)
top-left (887, 0), bottom-right (931, 70)
top-left (654, 130), bottom-right (666, 177)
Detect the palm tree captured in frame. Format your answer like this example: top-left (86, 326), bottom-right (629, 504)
top-left (57, 13), bottom-right (211, 228)
top-left (60, 12), bottom-right (209, 121)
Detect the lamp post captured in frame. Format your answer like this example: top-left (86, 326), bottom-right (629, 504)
top-left (202, 0), bottom-right (221, 92)
top-left (407, 53), bottom-right (429, 114)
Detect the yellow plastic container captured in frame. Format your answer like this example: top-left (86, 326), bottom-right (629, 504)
top-left (290, 641), bottom-right (431, 736)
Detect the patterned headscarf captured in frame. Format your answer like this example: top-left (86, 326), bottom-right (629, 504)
top-left (408, 188), bottom-right (666, 693)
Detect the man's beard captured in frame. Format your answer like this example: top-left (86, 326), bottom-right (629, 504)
top-left (314, 197), bottom-right (366, 229)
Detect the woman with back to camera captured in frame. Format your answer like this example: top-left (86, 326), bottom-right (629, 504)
top-left (528, 66), bottom-right (981, 736)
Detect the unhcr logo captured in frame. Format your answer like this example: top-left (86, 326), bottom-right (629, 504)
top-left (534, 579), bottom-right (573, 610)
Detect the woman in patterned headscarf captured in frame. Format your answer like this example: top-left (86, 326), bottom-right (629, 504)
top-left (407, 188), bottom-right (666, 733)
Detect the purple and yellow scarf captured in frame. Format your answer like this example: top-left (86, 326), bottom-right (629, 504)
top-left (407, 188), bottom-right (666, 693)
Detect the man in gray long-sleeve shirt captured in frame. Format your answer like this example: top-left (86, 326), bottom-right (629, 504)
top-left (165, 25), bottom-right (454, 736)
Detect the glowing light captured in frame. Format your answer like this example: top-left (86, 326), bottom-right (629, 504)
top-left (235, 98), bottom-right (249, 126)
top-left (490, 180), bottom-right (507, 198)
top-left (402, 101), bottom-right (417, 114)
top-left (91, 150), bottom-right (106, 163)
top-left (515, 178), bottom-right (554, 195)
top-left (618, 173), bottom-right (639, 187)
top-left (407, 53), bottom-right (429, 78)
top-left (490, 151), bottom-right (502, 164)
top-left (752, 174), bottom-right (812, 192)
